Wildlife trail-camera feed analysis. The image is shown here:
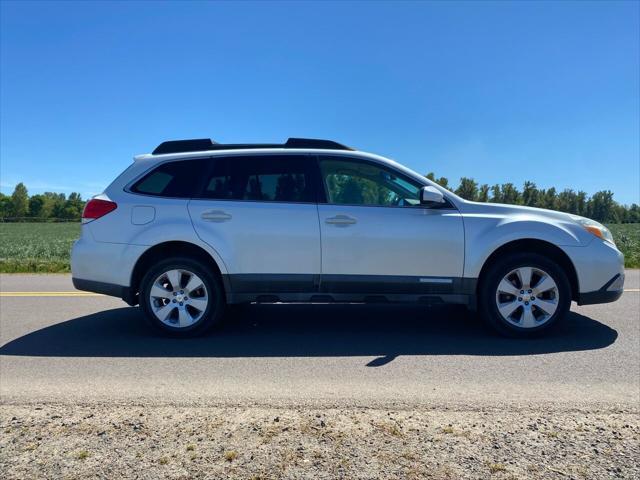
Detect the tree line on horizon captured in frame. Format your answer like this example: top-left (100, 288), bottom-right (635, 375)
top-left (0, 179), bottom-right (638, 224)
top-left (425, 173), bottom-right (639, 224)
top-left (0, 183), bottom-right (85, 221)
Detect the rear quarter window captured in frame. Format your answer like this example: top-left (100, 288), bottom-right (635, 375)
top-left (131, 159), bottom-right (207, 198)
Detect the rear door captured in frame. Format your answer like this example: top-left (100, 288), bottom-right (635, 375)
top-left (188, 154), bottom-right (321, 294)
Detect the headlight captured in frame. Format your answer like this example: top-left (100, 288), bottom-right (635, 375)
top-left (571, 216), bottom-right (615, 245)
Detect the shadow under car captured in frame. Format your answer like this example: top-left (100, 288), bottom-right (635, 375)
top-left (0, 304), bottom-right (617, 364)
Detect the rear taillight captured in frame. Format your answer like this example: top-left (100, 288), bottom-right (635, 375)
top-left (82, 199), bottom-right (117, 223)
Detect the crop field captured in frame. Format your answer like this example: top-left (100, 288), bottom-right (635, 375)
top-left (608, 223), bottom-right (640, 269)
top-left (0, 222), bottom-right (80, 273)
top-left (0, 222), bottom-right (638, 274)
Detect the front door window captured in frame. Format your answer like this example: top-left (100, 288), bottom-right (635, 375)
top-left (320, 158), bottom-right (421, 207)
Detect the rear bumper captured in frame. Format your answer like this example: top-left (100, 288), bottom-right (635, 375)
top-left (577, 273), bottom-right (625, 306)
top-left (71, 231), bottom-right (146, 287)
top-left (71, 228), bottom-right (146, 305)
top-left (72, 278), bottom-right (138, 306)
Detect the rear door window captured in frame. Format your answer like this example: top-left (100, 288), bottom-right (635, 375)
top-left (131, 159), bottom-right (208, 198)
top-left (200, 155), bottom-right (317, 203)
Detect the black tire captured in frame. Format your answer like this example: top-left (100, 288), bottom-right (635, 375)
top-left (139, 256), bottom-right (225, 337)
top-left (478, 252), bottom-right (571, 337)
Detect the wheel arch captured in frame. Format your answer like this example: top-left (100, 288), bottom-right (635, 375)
top-left (129, 241), bottom-right (228, 305)
top-left (477, 238), bottom-right (580, 301)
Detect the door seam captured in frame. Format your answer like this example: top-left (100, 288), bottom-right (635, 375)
top-left (315, 201), bottom-right (323, 292)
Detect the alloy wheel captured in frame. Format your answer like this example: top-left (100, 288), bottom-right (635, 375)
top-left (149, 269), bottom-right (209, 328)
top-left (494, 266), bottom-right (559, 329)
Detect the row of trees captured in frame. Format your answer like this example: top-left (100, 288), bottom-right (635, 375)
top-left (0, 183), bottom-right (85, 220)
top-left (426, 173), bottom-right (639, 224)
top-left (1, 179), bottom-right (638, 224)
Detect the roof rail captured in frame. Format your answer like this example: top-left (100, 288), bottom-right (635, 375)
top-left (152, 139), bottom-right (217, 155)
top-left (151, 137), bottom-right (353, 155)
top-left (284, 138), bottom-right (352, 150)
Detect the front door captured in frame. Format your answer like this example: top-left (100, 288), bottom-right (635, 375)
top-left (316, 156), bottom-right (465, 294)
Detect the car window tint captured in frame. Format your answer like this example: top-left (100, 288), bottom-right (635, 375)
top-left (131, 159), bottom-right (207, 197)
top-left (134, 171), bottom-right (173, 195)
top-left (201, 155), bottom-right (315, 203)
top-left (319, 157), bottom-right (421, 207)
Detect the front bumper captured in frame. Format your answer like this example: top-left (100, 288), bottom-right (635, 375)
top-left (577, 272), bottom-right (625, 305)
top-left (562, 238), bottom-right (624, 305)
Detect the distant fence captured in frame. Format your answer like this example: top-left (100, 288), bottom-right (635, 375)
top-left (0, 217), bottom-right (81, 223)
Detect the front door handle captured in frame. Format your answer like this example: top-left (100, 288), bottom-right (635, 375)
top-left (201, 210), bottom-right (232, 222)
top-left (325, 214), bottom-right (357, 226)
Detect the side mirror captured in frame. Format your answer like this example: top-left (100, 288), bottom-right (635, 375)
top-left (420, 186), bottom-right (445, 206)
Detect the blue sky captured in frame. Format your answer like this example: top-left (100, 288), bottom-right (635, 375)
top-left (1, 1), bottom-right (638, 204)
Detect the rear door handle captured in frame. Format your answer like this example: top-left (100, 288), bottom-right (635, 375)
top-left (325, 214), bottom-right (357, 226)
top-left (201, 210), bottom-right (232, 222)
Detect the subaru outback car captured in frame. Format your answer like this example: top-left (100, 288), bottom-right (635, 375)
top-left (72, 138), bottom-right (625, 337)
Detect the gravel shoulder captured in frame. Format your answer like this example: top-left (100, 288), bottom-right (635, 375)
top-left (2, 402), bottom-right (639, 480)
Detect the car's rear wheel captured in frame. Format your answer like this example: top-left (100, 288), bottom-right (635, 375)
top-left (139, 257), bottom-right (224, 337)
top-left (478, 253), bottom-right (571, 337)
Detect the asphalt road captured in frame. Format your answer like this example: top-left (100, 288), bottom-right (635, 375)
top-left (1, 271), bottom-right (638, 407)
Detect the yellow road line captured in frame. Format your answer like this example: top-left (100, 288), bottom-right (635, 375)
top-left (0, 292), bottom-right (104, 297)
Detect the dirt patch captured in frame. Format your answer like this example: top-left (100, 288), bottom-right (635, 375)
top-left (1, 403), bottom-right (638, 479)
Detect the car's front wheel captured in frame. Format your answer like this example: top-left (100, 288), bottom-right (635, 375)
top-left (478, 253), bottom-right (571, 337)
top-left (139, 257), bottom-right (225, 337)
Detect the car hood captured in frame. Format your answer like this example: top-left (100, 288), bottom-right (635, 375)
top-left (457, 200), bottom-right (579, 222)
top-left (454, 200), bottom-right (601, 247)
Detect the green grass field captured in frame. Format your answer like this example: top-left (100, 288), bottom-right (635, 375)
top-left (0, 222), bottom-right (80, 273)
top-left (0, 222), bottom-right (638, 273)
top-left (607, 223), bottom-right (640, 269)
